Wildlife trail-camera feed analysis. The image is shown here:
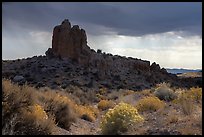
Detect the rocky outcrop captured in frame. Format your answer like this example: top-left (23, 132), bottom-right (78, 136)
top-left (48, 19), bottom-right (92, 65)
top-left (150, 62), bottom-right (161, 71)
top-left (2, 19), bottom-right (201, 91)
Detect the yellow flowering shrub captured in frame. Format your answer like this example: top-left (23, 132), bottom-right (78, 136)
top-left (98, 100), bottom-right (115, 110)
top-left (100, 102), bottom-right (144, 135)
top-left (136, 96), bottom-right (165, 112)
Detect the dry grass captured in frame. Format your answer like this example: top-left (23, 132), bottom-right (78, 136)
top-left (172, 88), bottom-right (201, 115)
top-left (166, 113), bottom-right (179, 124)
top-left (140, 89), bottom-right (152, 96)
top-left (96, 93), bottom-right (106, 100)
top-left (98, 100), bottom-right (115, 111)
top-left (122, 90), bottom-right (135, 96)
top-left (136, 96), bottom-right (165, 112)
top-left (77, 105), bottom-right (99, 122)
top-left (179, 93), bottom-right (194, 115)
top-left (39, 88), bottom-right (99, 123)
top-left (99, 87), bottom-right (108, 95)
top-left (2, 78), bottom-right (202, 135)
top-left (188, 87), bottom-right (202, 102)
top-left (17, 104), bottom-right (55, 135)
top-left (2, 79), bottom-right (56, 135)
top-left (65, 86), bottom-right (99, 104)
top-left (177, 115), bottom-right (202, 135)
top-left (38, 91), bottom-right (77, 130)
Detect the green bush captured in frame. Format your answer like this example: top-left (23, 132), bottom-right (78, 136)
top-left (100, 102), bottom-right (144, 135)
top-left (154, 83), bottom-right (177, 101)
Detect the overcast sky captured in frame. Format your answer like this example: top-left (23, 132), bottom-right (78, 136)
top-left (2, 2), bottom-right (202, 69)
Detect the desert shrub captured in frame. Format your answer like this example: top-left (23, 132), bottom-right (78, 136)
top-left (140, 89), bottom-right (152, 96)
top-left (166, 111), bottom-right (179, 124)
top-left (2, 80), bottom-right (35, 113)
top-left (16, 104), bottom-right (55, 135)
top-left (100, 102), bottom-right (144, 135)
top-left (2, 80), bottom-right (34, 134)
top-left (41, 92), bottom-right (76, 130)
top-left (154, 83), bottom-right (177, 101)
top-left (2, 79), bottom-right (55, 135)
top-left (99, 87), bottom-right (107, 95)
top-left (136, 96), bottom-right (165, 112)
top-left (173, 88), bottom-right (201, 115)
top-left (77, 105), bottom-right (99, 122)
top-left (187, 87), bottom-right (202, 102)
top-left (96, 93), bottom-right (106, 100)
top-left (98, 100), bottom-right (115, 110)
top-left (122, 90), bottom-right (135, 96)
top-left (177, 92), bottom-right (194, 115)
top-left (65, 86), bottom-right (98, 104)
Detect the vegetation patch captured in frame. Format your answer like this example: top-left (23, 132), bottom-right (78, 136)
top-left (136, 96), bottom-right (165, 112)
top-left (154, 83), bottom-right (177, 101)
top-left (100, 102), bottom-right (144, 135)
top-left (98, 100), bottom-right (115, 111)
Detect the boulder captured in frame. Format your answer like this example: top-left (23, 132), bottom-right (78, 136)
top-left (13, 75), bottom-right (25, 82)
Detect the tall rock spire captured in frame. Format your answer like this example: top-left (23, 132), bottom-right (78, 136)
top-left (46, 19), bottom-right (91, 64)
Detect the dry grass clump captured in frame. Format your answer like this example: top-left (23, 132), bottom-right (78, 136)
top-left (154, 82), bottom-right (177, 101)
top-left (98, 100), bottom-right (115, 111)
top-left (16, 104), bottom-right (55, 135)
top-left (122, 90), bottom-right (135, 96)
top-left (77, 105), bottom-right (99, 122)
top-left (2, 79), bottom-right (55, 135)
top-left (100, 102), bottom-right (144, 135)
top-left (187, 87), bottom-right (202, 102)
top-left (179, 93), bottom-right (194, 115)
top-left (173, 91), bottom-right (194, 115)
top-left (99, 87), bottom-right (107, 95)
top-left (38, 91), bottom-right (77, 130)
top-left (65, 86), bottom-right (99, 104)
top-left (173, 87), bottom-right (201, 115)
top-left (40, 88), bottom-right (100, 123)
top-left (96, 93), bottom-right (106, 100)
top-left (140, 89), bottom-right (154, 96)
top-left (136, 96), bottom-right (165, 112)
top-left (165, 110), bottom-right (179, 124)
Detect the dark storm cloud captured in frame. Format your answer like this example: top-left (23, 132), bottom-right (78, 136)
top-left (2, 2), bottom-right (202, 36)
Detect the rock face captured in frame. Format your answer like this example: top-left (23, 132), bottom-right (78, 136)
top-left (48, 19), bottom-right (91, 64)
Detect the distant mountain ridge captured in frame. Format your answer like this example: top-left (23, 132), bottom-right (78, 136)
top-left (166, 68), bottom-right (202, 74)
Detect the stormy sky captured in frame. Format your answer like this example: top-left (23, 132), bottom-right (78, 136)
top-left (2, 2), bottom-right (202, 69)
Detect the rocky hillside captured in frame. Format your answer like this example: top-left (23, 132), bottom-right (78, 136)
top-left (2, 19), bottom-right (201, 90)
